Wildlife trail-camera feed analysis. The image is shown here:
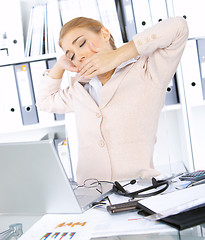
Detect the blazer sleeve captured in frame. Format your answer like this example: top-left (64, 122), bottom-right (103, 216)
top-left (36, 75), bottom-right (74, 114)
top-left (132, 17), bottom-right (189, 88)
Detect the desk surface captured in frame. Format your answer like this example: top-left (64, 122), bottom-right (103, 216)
top-left (1, 181), bottom-right (205, 240)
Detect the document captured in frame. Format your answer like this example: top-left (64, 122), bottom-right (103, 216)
top-left (18, 208), bottom-right (175, 240)
top-left (138, 184), bottom-right (205, 220)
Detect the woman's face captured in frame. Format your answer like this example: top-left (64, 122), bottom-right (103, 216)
top-left (61, 27), bottom-right (111, 68)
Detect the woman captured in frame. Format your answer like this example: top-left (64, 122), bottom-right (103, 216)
top-left (37, 16), bottom-right (188, 184)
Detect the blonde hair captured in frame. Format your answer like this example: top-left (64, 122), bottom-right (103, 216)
top-left (58, 17), bottom-right (117, 50)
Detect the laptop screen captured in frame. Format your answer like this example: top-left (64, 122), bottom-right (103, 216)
top-left (0, 139), bottom-right (112, 214)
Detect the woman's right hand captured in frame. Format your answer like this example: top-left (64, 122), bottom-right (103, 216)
top-left (47, 54), bottom-right (78, 79)
top-left (57, 54), bottom-right (78, 72)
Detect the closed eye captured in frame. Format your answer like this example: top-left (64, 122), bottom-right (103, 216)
top-left (71, 54), bottom-right (75, 61)
top-left (80, 40), bottom-right (86, 47)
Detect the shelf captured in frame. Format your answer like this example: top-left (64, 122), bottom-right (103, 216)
top-left (0, 53), bottom-right (57, 67)
top-left (0, 120), bottom-right (65, 135)
top-left (161, 104), bottom-right (181, 112)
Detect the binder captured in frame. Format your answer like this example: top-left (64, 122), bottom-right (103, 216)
top-left (46, 2), bottom-right (56, 54)
top-left (0, 0), bottom-right (24, 60)
top-left (172, 0), bottom-right (205, 39)
top-left (138, 184), bottom-right (205, 230)
top-left (47, 58), bottom-right (65, 121)
top-left (14, 63), bottom-right (38, 125)
top-left (97, 0), bottom-right (123, 47)
top-left (25, 6), bottom-right (34, 57)
top-left (180, 39), bottom-right (203, 105)
top-left (79, 0), bottom-right (101, 20)
top-left (30, 5), bottom-right (46, 56)
top-left (30, 60), bottom-right (55, 123)
top-left (196, 39), bottom-right (205, 100)
top-left (132, 0), bottom-right (152, 33)
top-left (160, 204), bottom-right (205, 230)
top-left (0, 65), bottom-right (23, 132)
top-left (149, 0), bottom-right (168, 24)
top-left (165, 74), bottom-right (179, 106)
top-left (119, 0), bottom-right (137, 41)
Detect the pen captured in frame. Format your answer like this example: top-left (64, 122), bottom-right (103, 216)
top-left (187, 179), bottom-right (205, 188)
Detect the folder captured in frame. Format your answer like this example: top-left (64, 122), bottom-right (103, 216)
top-left (180, 39), bottom-right (203, 105)
top-left (196, 39), bottom-right (205, 100)
top-left (0, 65), bottom-right (23, 132)
top-left (132, 0), bottom-right (152, 33)
top-left (138, 184), bottom-right (205, 230)
top-left (165, 74), bottom-right (179, 106)
top-left (30, 60), bottom-right (55, 123)
top-left (14, 63), bottom-right (38, 125)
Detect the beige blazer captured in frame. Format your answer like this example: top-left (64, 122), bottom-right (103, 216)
top-left (37, 17), bottom-right (189, 184)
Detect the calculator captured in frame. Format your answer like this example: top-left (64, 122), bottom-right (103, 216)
top-left (179, 170), bottom-right (205, 182)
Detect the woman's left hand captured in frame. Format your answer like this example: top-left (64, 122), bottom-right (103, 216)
top-left (78, 42), bottom-right (121, 79)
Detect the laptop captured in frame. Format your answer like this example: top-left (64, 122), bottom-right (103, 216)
top-left (0, 139), bottom-right (113, 214)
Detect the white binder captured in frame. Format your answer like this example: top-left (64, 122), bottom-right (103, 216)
top-left (46, 58), bottom-right (65, 121)
top-left (180, 39), bottom-right (203, 105)
top-left (197, 39), bottom-right (205, 100)
top-left (25, 6), bottom-right (34, 57)
top-left (132, 0), bottom-right (152, 33)
top-left (14, 63), bottom-right (39, 125)
top-left (79, 0), bottom-right (101, 20)
top-left (149, 0), bottom-right (168, 25)
top-left (30, 5), bottom-right (46, 56)
top-left (0, 65), bottom-right (23, 132)
top-left (97, 0), bottom-right (123, 47)
top-left (165, 75), bottom-right (179, 106)
top-left (172, 0), bottom-right (205, 38)
top-left (30, 60), bottom-right (55, 123)
top-left (0, 0), bottom-right (24, 61)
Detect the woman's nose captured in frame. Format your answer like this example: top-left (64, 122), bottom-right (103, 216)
top-left (79, 56), bottom-right (85, 62)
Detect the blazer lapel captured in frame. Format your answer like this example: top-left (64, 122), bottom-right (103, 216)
top-left (70, 76), bottom-right (100, 112)
top-left (99, 62), bottom-right (135, 109)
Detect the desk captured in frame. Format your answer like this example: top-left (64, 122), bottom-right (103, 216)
top-left (1, 182), bottom-right (205, 240)
top-left (1, 207), bottom-right (204, 240)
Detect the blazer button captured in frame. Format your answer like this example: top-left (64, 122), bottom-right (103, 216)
top-left (99, 140), bottom-right (105, 147)
top-left (96, 113), bottom-right (101, 118)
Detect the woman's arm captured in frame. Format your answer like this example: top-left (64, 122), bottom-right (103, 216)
top-left (48, 54), bottom-right (78, 79)
top-left (78, 40), bottom-right (139, 79)
top-left (36, 55), bottom-right (78, 114)
top-left (79, 17), bottom-right (188, 83)
top-left (132, 16), bottom-right (189, 87)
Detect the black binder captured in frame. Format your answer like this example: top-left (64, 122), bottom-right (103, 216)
top-left (138, 203), bottom-right (205, 231)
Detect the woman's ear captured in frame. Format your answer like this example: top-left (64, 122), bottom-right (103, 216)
top-left (100, 27), bottom-right (111, 42)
